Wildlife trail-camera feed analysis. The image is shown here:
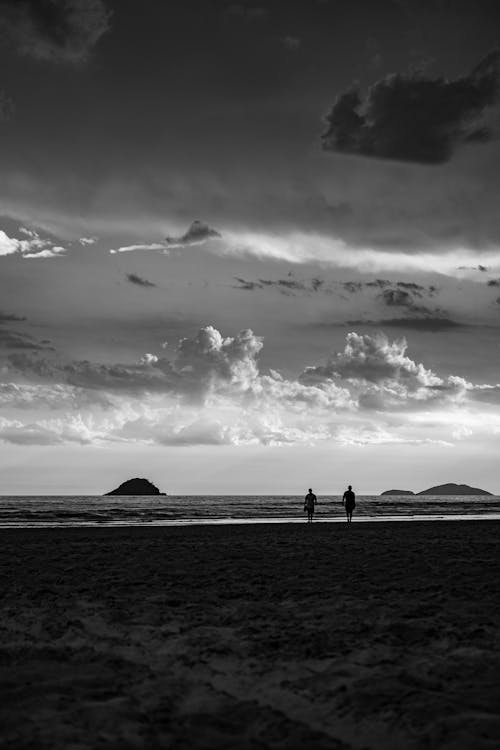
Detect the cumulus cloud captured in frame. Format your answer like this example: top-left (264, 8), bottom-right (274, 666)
top-left (322, 49), bottom-right (500, 163)
top-left (78, 236), bottom-right (97, 245)
top-left (0, 0), bottom-right (111, 64)
top-left (0, 381), bottom-right (110, 410)
top-left (298, 332), bottom-right (471, 413)
top-left (0, 226), bottom-right (67, 259)
top-left (6, 326), bottom-right (500, 447)
top-left (126, 273), bottom-right (156, 288)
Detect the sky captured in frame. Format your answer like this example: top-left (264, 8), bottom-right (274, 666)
top-left (2, 0), bottom-right (500, 494)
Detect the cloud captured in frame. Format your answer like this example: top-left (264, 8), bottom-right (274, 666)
top-left (0, 226), bottom-right (67, 259)
top-left (110, 221), bottom-right (222, 256)
top-left (0, 413), bottom-right (99, 445)
top-left (9, 325), bottom-right (499, 449)
top-left (380, 287), bottom-right (429, 313)
top-left (0, 382), bottom-right (110, 410)
top-left (0, 329), bottom-right (53, 350)
top-left (165, 220), bottom-right (222, 248)
top-left (301, 332), bottom-right (439, 385)
top-left (126, 273), bottom-right (156, 288)
top-left (110, 243), bottom-right (165, 255)
top-left (0, 0), bottom-right (111, 64)
top-left (0, 313), bottom-right (54, 351)
top-left (346, 317), bottom-right (466, 332)
top-left (458, 264), bottom-right (489, 272)
top-left (322, 49), bottom-right (500, 163)
top-left (233, 275), bottom-right (311, 295)
top-left (297, 331), bottom-right (471, 413)
top-left (23, 246), bottom-right (66, 259)
top-left (78, 236), bottom-right (97, 245)
top-left (0, 418), bottom-right (63, 445)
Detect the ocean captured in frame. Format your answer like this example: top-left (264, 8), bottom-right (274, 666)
top-left (1, 494), bottom-right (499, 527)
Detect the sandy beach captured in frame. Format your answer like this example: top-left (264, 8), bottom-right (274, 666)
top-left (1, 521), bottom-right (499, 749)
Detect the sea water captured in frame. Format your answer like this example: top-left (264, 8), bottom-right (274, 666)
top-left (0, 495), bottom-right (499, 527)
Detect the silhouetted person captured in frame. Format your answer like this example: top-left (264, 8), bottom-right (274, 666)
top-left (342, 485), bottom-right (355, 523)
top-left (304, 488), bottom-right (317, 523)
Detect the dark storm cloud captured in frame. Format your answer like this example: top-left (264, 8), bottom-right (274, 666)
top-left (165, 220), bottom-right (222, 248)
top-left (322, 49), bottom-right (500, 163)
top-left (0, 0), bottom-right (111, 63)
top-left (346, 317), bottom-right (466, 333)
top-left (126, 273), bottom-right (156, 289)
top-left (487, 279), bottom-right (500, 287)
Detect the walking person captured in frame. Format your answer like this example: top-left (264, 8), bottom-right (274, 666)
top-left (342, 485), bottom-right (355, 523)
top-left (304, 488), bottom-right (317, 523)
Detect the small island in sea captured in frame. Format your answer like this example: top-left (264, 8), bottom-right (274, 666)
top-left (380, 489), bottom-right (415, 496)
top-left (417, 483), bottom-right (492, 496)
top-left (380, 483), bottom-right (492, 496)
top-left (105, 477), bottom-right (166, 496)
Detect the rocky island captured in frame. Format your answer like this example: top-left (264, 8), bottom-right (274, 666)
top-left (417, 483), bottom-right (492, 496)
top-left (380, 483), bottom-right (492, 496)
top-left (105, 478), bottom-right (166, 496)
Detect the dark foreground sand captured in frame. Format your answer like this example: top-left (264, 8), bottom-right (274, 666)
top-left (1, 522), bottom-right (500, 750)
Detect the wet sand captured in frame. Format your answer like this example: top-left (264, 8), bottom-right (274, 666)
top-left (1, 521), bottom-right (499, 749)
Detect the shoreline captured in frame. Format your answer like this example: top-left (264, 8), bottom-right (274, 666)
top-left (1, 512), bottom-right (500, 528)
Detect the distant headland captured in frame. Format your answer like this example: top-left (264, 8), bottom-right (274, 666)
top-left (105, 478), bottom-right (166, 496)
top-left (381, 483), bottom-right (492, 496)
